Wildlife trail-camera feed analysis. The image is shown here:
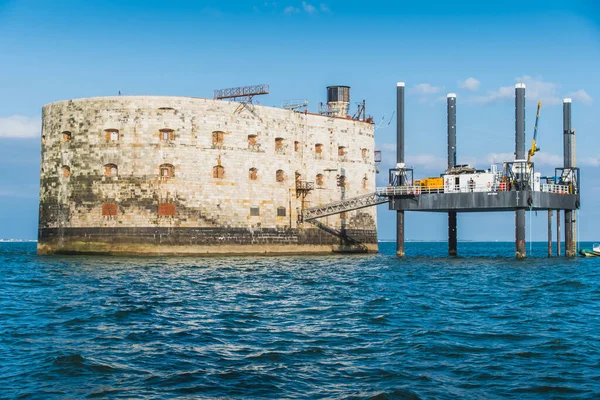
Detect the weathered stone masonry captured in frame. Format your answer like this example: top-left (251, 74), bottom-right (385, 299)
top-left (38, 96), bottom-right (377, 255)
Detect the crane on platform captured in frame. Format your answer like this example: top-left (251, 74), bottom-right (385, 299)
top-left (527, 102), bottom-right (543, 164)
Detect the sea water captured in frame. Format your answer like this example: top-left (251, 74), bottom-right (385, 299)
top-left (1, 242), bottom-right (599, 399)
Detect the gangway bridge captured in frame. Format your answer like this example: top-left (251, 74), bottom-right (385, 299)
top-left (300, 192), bottom-right (389, 222)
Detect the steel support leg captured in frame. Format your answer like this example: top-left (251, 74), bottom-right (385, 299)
top-left (565, 210), bottom-right (575, 257)
top-left (556, 210), bottom-right (561, 257)
top-left (548, 210), bottom-right (553, 258)
top-left (516, 210), bottom-right (526, 259)
top-left (448, 212), bottom-right (457, 256)
top-left (396, 211), bottom-right (405, 257)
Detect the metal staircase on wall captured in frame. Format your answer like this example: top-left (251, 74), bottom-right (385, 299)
top-left (305, 219), bottom-right (369, 253)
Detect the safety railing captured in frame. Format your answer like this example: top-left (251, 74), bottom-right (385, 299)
top-left (541, 184), bottom-right (570, 194)
top-left (377, 184), bottom-right (496, 196)
top-left (378, 182), bottom-right (573, 196)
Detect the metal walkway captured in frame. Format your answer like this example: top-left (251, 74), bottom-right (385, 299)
top-left (301, 192), bottom-right (389, 221)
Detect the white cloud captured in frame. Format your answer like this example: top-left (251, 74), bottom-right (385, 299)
top-left (459, 77), bottom-right (480, 91)
top-left (471, 85), bottom-right (514, 104)
top-left (284, 2), bottom-right (327, 14)
top-left (0, 115), bottom-right (40, 138)
top-left (579, 157), bottom-right (600, 167)
top-left (482, 152), bottom-right (514, 164)
top-left (381, 143), bottom-right (396, 152)
top-left (470, 76), bottom-right (561, 104)
top-left (411, 83), bottom-right (442, 95)
top-left (565, 89), bottom-right (593, 105)
top-left (405, 154), bottom-right (447, 171)
top-left (301, 1), bottom-right (316, 13)
top-left (283, 5), bottom-right (299, 14)
top-left (517, 75), bottom-right (560, 105)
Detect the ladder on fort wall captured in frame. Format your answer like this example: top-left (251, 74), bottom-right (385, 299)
top-left (300, 192), bottom-right (390, 250)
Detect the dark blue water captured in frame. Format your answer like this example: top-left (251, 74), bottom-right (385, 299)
top-left (2, 242), bottom-right (600, 399)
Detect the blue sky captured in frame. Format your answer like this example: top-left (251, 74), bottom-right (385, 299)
top-left (1, 0), bottom-right (599, 243)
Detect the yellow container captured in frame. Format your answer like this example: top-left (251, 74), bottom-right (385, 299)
top-left (418, 177), bottom-right (444, 189)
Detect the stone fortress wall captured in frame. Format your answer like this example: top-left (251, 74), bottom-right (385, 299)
top-left (38, 96), bottom-right (378, 255)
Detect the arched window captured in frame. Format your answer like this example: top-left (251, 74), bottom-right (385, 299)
top-left (315, 143), bottom-right (323, 159)
top-left (104, 129), bottom-right (119, 142)
top-left (277, 206), bottom-right (286, 217)
top-left (160, 129), bottom-right (174, 142)
top-left (62, 131), bottom-right (72, 142)
top-left (249, 168), bottom-right (258, 181)
top-left (275, 137), bottom-right (284, 153)
top-left (363, 175), bottom-right (368, 189)
top-left (276, 169), bottom-right (285, 183)
top-left (361, 148), bottom-right (368, 159)
top-left (61, 166), bottom-right (71, 177)
top-left (160, 164), bottom-right (174, 180)
top-left (213, 165), bottom-right (224, 179)
top-left (212, 131), bottom-right (225, 146)
top-left (338, 146), bottom-right (346, 156)
top-left (102, 203), bottom-right (118, 216)
top-left (316, 174), bottom-right (324, 186)
top-left (104, 164), bottom-right (118, 177)
top-left (248, 134), bottom-right (260, 151)
top-left (294, 141), bottom-right (300, 152)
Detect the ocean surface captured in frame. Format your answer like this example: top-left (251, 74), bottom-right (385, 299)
top-left (1, 242), bottom-right (600, 399)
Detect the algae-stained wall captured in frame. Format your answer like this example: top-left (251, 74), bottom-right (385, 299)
top-left (38, 96), bottom-right (378, 255)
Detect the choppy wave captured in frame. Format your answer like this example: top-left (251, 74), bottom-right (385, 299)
top-left (1, 241), bottom-right (600, 399)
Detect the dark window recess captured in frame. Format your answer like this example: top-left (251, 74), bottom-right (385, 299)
top-left (104, 164), bottom-right (118, 177)
top-left (316, 174), bottom-right (324, 186)
top-left (212, 131), bottom-right (225, 145)
top-left (277, 207), bottom-right (286, 217)
top-left (160, 129), bottom-right (175, 141)
top-left (276, 169), bottom-right (285, 182)
top-left (158, 203), bottom-right (176, 216)
top-left (249, 168), bottom-right (258, 180)
top-left (160, 164), bottom-right (175, 179)
top-left (213, 165), bottom-right (224, 179)
top-left (104, 129), bottom-right (119, 142)
top-left (102, 203), bottom-right (118, 216)
top-left (250, 207), bottom-right (260, 216)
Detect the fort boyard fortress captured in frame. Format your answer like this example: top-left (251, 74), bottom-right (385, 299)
top-left (38, 85), bottom-right (379, 255)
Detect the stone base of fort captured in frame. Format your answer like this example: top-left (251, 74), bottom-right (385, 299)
top-left (37, 227), bottom-right (378, 256)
